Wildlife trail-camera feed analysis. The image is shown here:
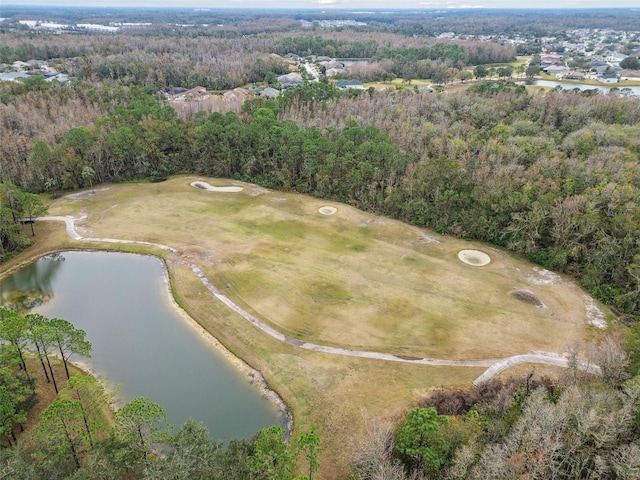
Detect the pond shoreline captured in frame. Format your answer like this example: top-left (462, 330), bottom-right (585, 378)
top-left (0, 247), bottom-right (293, 438)
top-left (157, 256), bottom-right (294, 437)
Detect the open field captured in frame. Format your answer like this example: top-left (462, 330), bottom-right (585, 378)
top-left (2, 176), bottom-right (608, 479)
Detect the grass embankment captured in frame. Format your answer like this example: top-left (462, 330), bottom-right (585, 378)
top-left (1, 176), bottom-right (606, 479)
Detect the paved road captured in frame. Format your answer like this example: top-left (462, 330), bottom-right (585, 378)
top-left (39, 215), bottom-right (600, 385)
top-left (303, 62), bottom-right (319, 82)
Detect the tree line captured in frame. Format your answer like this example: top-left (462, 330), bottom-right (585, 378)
top-left (0, 182), bottom-right (47, 262)
top-left (5, 294), bottom-right (634, 478)
top-left (0, 27), bottom-right (515, 92)
top-left (0, 308), bottom-right (91, 446)
top-left (4, 6), bottom-right (639, 38)
top-left (3, 80), bottom-right (640, 318)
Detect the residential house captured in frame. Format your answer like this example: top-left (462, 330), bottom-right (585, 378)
top-left (0, 72), bottom-right (31, 82)
top-left (321, 60), bottom-right (344, 70)
top-left (541, 54), bottom-right (563, 63)
top-left (223, 87), bottom-right (250, 102)
top-left (563, 71), bottom-right (586, 80)
top-left (160, 87), bottom-right (188, 97)
top-left (540, 54), bottom-right (563, 70)
top-left (619, 69), bottom-right (640, 81)
top-left (44, 73), bottom-right (70, 83)
top-left (12, 61), bottom-right (30, 71)
top-left (277, 73), bottom-right (303, 88)
top-left (546, 65), bottom-right (570, 77)
top-left (260, 87), bottom-right (280, 98)
top-left (597, 73), bottom-right (619, 83)
top-left (606, 52), bottom-right (628, 64)
top-left (325, 67), bottom-right (346, 77)
top-left (169, 86), bottom-right (210, 102)
top-left (335, 79), bottom-right (364, 90)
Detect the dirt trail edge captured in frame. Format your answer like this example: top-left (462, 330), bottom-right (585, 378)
top-left (40, 216), bottom-right (601, 386)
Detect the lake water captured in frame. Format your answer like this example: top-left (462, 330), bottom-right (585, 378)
top-left (525, 80), bottom-right (640, 96)
top-left (0, 251), bottom-right (286, 440)
top-left (340, 59), bottom-right (370, 68)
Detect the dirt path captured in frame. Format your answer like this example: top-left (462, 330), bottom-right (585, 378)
top-left (39, 216), bottom-right (600, 385)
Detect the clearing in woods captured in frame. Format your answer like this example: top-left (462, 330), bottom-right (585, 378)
top-left (10, 176), bottom-right (607, 478)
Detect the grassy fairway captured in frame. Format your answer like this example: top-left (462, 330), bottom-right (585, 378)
top-left (4, 176), bottom-right (605, 479)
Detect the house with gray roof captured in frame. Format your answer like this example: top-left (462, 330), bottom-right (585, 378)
top-left (260, 87), bottom-right (280, 98)
top-left (335, 79), bottom-right (364, 90)
top-left (277, 73), bottom-right (303, 87)
top-left (597, 73), bottom-right (619, 83)
top-left (546, 65), bottom-right (570, 77)
top-left (45, 73), bottom-right (70, 83)
top-left (619, 69), bottom-right (640, 81)
top-left (0, 72), bottom-right (32, 82)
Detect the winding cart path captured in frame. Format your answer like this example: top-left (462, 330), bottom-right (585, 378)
top-left (40, 215), bottom-right (600, 385)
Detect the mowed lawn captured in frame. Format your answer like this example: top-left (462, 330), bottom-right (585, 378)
top-left (33, 176), bottom-right (606, 479)
top-left (49, 176), bottom-right (595, 361)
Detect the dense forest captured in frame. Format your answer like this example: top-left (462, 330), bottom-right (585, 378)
top-left (3, 79), bottom-right (640, 320)
top-left (2, 7), bottom-right (640, 479)
top-left (0, 30), bottom-right (515, 90)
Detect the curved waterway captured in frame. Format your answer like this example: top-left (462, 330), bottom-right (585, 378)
top-left (0, 251), bottom-right (286, 440)
top-left (524, 79), bottom-right (640, 96)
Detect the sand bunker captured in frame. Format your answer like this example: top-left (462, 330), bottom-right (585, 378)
top-left (458, 249), bottom-right (491, 266)
top-left (318, 206), bottom-right (337, 215)
top-left (191, 181), bottom-right (243, 192)
top-left (511, 289), bottom-right (545, 308)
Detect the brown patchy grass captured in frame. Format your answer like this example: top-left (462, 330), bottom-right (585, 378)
top-left (2, 176), bottom-right (606, 479)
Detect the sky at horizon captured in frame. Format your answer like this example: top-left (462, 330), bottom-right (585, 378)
top-left (4, 1), bottom-right (640, 11)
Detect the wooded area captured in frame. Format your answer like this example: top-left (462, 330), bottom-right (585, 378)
top-left (2, 7), bottom-right (640, 478)
top-left (3, 79), bottom-right (640, 319)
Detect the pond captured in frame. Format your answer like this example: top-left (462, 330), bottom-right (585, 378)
top-left (0, 251), bottom-right (286, 441)
top-left (339, 59), bottom-right (370, 68)
top-left (524, 79), bottom-right (640, 96)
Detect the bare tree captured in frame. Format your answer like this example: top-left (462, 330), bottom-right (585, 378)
top-left (611, 444), bottom-right (640, 480)
top-left (349, 411), bottom-right (414, 480)
top-left (588, 333), bottom-right (630, 387)
top-left (563, 341), bottom-right (582, 385)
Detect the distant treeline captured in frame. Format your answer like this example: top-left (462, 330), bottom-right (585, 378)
top-left (275, 37), bottom-right (515, 66)
top-left (0, 29), bottom-right (514, 91)
top-left (2, 6), bottom-right (640, 35)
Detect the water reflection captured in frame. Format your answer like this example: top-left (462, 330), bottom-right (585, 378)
top-left (0, 251), bottom-right (285, 440)
top-left (523, 80), bottom-right (640, 96)
top-left (0, 253), bottom-right (65, 311)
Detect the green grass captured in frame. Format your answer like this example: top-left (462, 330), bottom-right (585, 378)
top-left (1, 175), bottom-right (604, 479)
top-left (76, 177), bottom-right (588, 359)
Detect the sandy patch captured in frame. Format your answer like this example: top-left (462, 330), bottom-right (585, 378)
top-left (528, 267), bottom-right (561, 285)
top-left (417, 230), bottom-right (441, 244)
top-left (190, 181), bottom-right (243, 192)
top-left (63, 187), bottom-right (109, 200)
top-left (583, 294), bottom-right (607, 329)
top-left (458, 249), bottom-right (491, 266)
top-left (248, 186), bottom-right (270, 197)
top-left (319, 206), bottom-right (337, 215)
